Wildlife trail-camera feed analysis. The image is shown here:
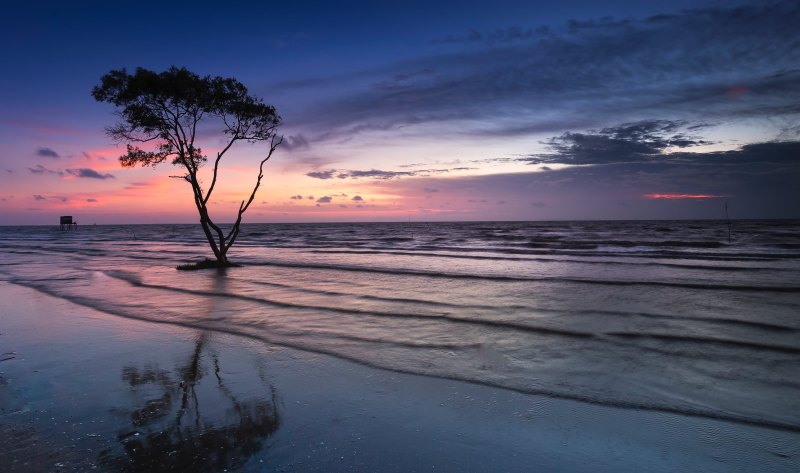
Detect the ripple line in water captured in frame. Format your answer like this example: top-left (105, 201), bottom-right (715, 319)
top-left (245, 279), bottom-right (798, 332)
top-left (244, 260), bottom-right (800, 293)
top-left (607, 332), bottom-right (800, 354)
top-left (13, 280), bottom-right (800, 432)
top-left (8, 278), bottom-right (800, 434)
top-left (307, 249), bottom-right (789, 272)
top-left (98, 271), bottom-right (595, 339)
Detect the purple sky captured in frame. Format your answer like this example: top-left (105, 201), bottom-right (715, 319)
top-left (1, 0), bottom-right (798, 224)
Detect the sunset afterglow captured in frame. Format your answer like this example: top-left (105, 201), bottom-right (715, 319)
top-left (1, 1), bottom-right (798, 224)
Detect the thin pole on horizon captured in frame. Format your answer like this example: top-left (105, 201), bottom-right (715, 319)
top-left (725, 202), bottom-right (732, 244)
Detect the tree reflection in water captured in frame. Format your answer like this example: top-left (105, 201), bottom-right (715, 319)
top-left (100, 333), bottom-right (280, 472)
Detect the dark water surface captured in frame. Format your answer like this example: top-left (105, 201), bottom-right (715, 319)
top-left (2, 220), bottom-right (799, 431)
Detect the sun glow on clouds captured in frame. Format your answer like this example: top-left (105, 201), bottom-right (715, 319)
top-left (644, 193), bottom-right (726, 200)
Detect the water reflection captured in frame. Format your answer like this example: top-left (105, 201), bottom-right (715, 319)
top-left (99, 331), bottom-right (280, 472)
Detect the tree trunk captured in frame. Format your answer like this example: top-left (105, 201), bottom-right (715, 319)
top-left (217, 245), bottom-right (229, 265)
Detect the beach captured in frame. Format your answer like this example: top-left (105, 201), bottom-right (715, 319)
top-left (1, 220), bottom-right (799, 471)
top-left (1, 281), bottom-right (798, 472)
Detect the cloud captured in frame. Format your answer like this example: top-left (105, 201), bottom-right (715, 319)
top-left (28, 164), bottom-right (62, 175)
top-left (351, 195), bottom-right (364, 201)
top-left (123, 181), bottom-right (157, 190)
top-left (65, 168), bottom-right (115, 179)
top-left (86, 198), bottom-right (98, 202)
top-left (347, 169), bottom-right (416, 179)
top-left (306, 170), bottom-right (336, 179)
top-left (290, 194), bottom-right (304, 199)
top-left (533, 121), bottom-right (800, 168)
top-left (306, 168), bottom-right (415, 180)
top-left (526, 120), bottom-right (713, 165)
top-left (33, 194), bottom-right (45, 201)
top-left (644, 193), bottom-right (725, 199)
top-left (29, 165), bottom-right (115, 179)
top-left (369, 138), bottom-right (800, 219)
top-left (316, 196), bottom-right (332, 203)
top-left (306, 167), bottom-right (465, 180)
top-left (288, 1), bottom-right (800, 140)
top-left (36, 147), bottom-right (60, 158)
top-left (282, 134), bottom-right (311, 151)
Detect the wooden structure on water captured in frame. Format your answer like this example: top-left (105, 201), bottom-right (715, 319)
top-left (60, 215), bottom-right (77, 230)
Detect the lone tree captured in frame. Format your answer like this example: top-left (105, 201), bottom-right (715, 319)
top-left (92, 67), bottom-right (282, 268)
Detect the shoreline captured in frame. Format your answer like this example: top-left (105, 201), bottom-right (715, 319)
top-left (1, 281), bottom-right (798, 472)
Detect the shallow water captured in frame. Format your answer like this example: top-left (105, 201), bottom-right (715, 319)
top-left (2, 220), bottom-right (799, 431)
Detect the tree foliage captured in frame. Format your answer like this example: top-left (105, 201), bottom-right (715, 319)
top-left (93, 67), bottom-right (282, 266)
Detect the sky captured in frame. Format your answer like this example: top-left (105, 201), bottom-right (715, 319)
top-left (1, 0), bottom-right (798, 224)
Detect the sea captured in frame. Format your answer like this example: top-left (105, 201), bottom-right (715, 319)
top-left (1, 220), bottom-right (799, 432)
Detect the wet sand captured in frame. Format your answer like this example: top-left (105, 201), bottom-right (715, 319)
top-left (1, 281), bottom-right (798, 472)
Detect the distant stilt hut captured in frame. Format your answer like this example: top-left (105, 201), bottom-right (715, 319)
top-left (60, 216), bottom-right (77, 230)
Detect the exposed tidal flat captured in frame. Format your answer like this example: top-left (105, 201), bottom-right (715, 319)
top-left (1, 220), bottom-right (799, 471)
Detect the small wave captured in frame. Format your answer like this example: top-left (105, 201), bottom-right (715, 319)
top-left (259, 241), bottom-right (800, 261)
top-left (98, 271), bottom-right (595, 339)
top-left (607, 332), bottom-right (800, 354)
top-left (8, 278), bottom-right (800, 434)
top-left (248, 279), bottom-right (529, 311)
top-left (246, 278), bottom-right (798, 332)
top-left (244, 260), bottom-right (800, 292)
top-left (306, 249), bottom-right (786, 272)
top-left (589, 310), bottom-right (797, 332)
top-left (592, 240), bottom-right (726, 249)
top-left (268, 329), bottom-right (481, 351)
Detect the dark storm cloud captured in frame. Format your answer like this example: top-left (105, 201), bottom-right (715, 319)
top-left (527, 120), bottom-right (713, 164)
top-left (36, 147), bottom-right (60, 158)
top-left (526, 120), bottom-right (800, 167)
top-left (65, 168), bottom-right (115, 179)
top-left (289, 1), bottom-right (800, 139)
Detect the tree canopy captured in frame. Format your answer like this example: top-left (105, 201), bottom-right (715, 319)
top-left (93, 67), bottom-right (282, 266)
